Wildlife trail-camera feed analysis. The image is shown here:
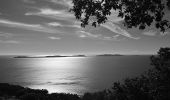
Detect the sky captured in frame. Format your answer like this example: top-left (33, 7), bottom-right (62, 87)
top-left (0, 0), bottom-right (170, 55)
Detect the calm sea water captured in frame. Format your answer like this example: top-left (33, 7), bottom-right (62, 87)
top-left (0, 56), bottom-right (151, 95)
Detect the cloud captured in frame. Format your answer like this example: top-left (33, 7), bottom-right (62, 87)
top-left (46, 0), bottom-right (73, 7)
top-left (101, 22), bottom-right (140, 39)
top-left (0, 19), bottom-right (59, 33)
top-left (22, 0), bottom-right (36, 4)
top-left (0, 32), bottom-right (13, 38)
top-left (143, 30), bottom-right (157, 36)
top-left (78, 31), bottom-right (101, 38)
top-left (77, 31), bottom-right (122, 41)
top-left (48, 36), bottom-right (61, 40)
top-left (47, 22), bottom-right (62, 27)
top-left (46, 22), bottom-right (81, 29)
top-left (102, 35), bottom-right (123, 41)
top-left (0, 40), bottom-right (20, 44)
top-left (25, 8), bottom-right (74, 21)
top-left (71, 24), bottom-right (81, 28)
top-left (0, 32), bottom-right (19, 44)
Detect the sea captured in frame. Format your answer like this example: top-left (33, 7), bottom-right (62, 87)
top-left (0, 55), bottom-right (152, 95)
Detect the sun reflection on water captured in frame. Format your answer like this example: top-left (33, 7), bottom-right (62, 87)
top-left (36, 58), bottom-right (78, 68)
top-left (25, 57), bottom-right (88, 94)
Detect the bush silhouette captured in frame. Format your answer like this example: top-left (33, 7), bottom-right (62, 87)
top-left (109, 47), bottom-right (170, 100)
top-left (20, 93), bottom-right (39, 100)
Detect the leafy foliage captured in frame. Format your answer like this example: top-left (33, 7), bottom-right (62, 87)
top-left (109, 47), bottom-right (170, 100)
top-left (71, 0), bottom-right (170, 32)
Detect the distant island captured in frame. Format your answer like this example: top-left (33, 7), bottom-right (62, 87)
top-left (14, 56), bottom-right (40, 58)
top-left (72, 55), bottom-right (86, 57)
top-left (45, 55), bottom-right (86, 57)
top-left (14, 56), bottom-right (47, 58)
top-left (14, 55), bottom-right (87, 58)
top-left (96, 54), bottom-right (123, 56)
top-left (45, 55), bottom-right (69, 57)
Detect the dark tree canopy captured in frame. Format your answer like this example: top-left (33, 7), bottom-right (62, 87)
top-left (71, 0), bottom-right (170, 32)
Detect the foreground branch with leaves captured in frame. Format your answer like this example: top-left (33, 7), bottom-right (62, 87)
top-left (71, 0), bottom-right (170, 32)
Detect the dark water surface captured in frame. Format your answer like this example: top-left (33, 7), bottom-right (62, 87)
top-left (0, 56), bottom-right (151, 95)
